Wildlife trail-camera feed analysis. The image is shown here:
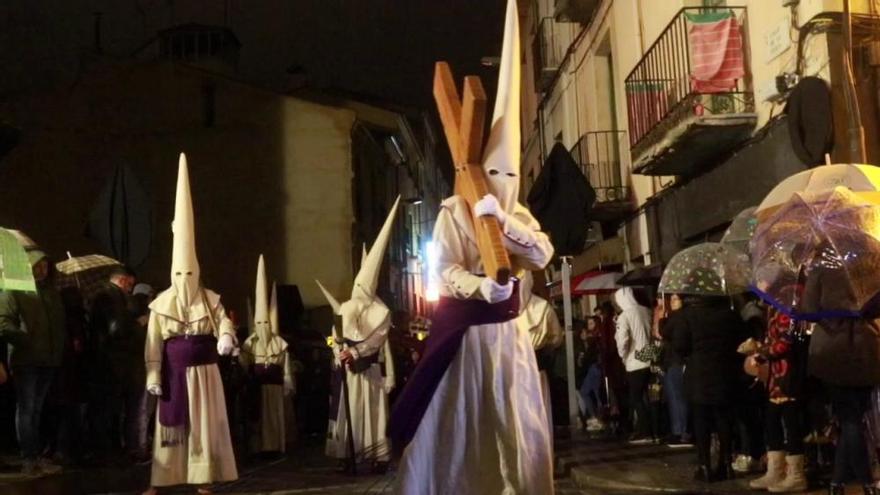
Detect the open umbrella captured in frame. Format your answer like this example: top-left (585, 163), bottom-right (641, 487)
top-left (659, 242), bottom-right (750, 296)
top-left (618, 264), bottom-right (664, 287)
top-left (721, 206), bottom-right (758, 256)
top-left (756, 164), bottom-right (880, 218)
top-left (0, 228), bottom-right (36, 292)
top-left (751, 186), bottom-right (880, 320)
top-left (55, 254), bottom-right (122, 306)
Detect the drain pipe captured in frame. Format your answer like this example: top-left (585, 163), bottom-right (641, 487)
top-left (842, 0), bottom-right (867, 162)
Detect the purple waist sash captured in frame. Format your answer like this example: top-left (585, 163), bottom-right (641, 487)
top-left (387, 284), bottom-right (520, 455)
top-left (252, 363), bottom-right (284, 386)
top-left (159, 335), bottom-right (218, 430)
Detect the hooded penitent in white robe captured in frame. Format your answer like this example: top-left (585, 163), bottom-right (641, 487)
top-left (517, 272), bottom-right (564, 438)
top-left (145, 153), bottom-right (238, 487)
top-left (317, 197), bottom-right (399, 464)
top-left (393, 197), bottom-right (555, 495)
top-left (394, 1), bottom-right (555, 492)
top-left (240, 257), bottom-right (293, 454)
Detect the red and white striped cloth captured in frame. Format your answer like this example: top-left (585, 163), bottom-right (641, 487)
top-left (689, 14), bottom-right (744, 93)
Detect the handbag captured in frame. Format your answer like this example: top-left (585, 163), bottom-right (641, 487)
top-left (635, 341), bottom-right (662, 364)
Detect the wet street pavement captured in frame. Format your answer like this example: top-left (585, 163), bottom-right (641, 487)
top-left (0, 433), bottom-right (865, 494)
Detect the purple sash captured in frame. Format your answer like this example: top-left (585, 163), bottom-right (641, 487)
top-left (252, 363), bottom-right (284, 386)
top-left (387, 286), bottom-right (520, 455)
top-left (159, 335), bottom-right (218, 437)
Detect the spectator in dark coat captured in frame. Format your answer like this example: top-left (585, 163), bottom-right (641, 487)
top-left (670, 295), bottom-right (749, 482)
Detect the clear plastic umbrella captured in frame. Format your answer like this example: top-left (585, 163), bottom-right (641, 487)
top-left (751, 186), bottom-right (880, 319)
top-left (721, 206), bottom-right (757, 256)
top-left (659, 242), bottom-right (751, 296)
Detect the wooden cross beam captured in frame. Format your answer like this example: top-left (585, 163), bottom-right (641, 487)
top-left (433, 61), bottom-right (511, 284)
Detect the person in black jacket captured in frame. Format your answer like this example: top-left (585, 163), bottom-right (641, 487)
top-left (670, 294), bottom-right (750, 482)
top-left (86, 266), bottom-right (136, 463)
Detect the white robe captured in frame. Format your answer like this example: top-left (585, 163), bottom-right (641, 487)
top-left (394, 196), bottom-right (555, 495)
top-left (326, 334), bottom-right (395, 463)
top-left (240, 334), bottom-right (293, 453)
top-left (145, 288), bottom-right (239, 487)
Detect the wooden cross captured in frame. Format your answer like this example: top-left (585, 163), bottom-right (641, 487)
top-left (433, 61), bottom-right (511, 284)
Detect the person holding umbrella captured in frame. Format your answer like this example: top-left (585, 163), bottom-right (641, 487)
top-left (0, 249), bottom-right (66, 476)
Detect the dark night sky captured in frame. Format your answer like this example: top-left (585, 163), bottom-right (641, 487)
top-left (0, 0), bottom-right (509, 111)
top-left (284, 0), bottom-right (508, 108)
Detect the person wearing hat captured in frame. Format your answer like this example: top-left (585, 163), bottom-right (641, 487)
top-left (0, 249), bottom-right (66, 476)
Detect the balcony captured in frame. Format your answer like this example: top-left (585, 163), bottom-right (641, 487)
top-left (570, 130), bottom-right (633, 222)
top-left (625, 7), bottom-right (756, 177)
top-left (532, 17), bottom-right (563, 92)
top-left (554, 0), bottom-right (601, 24)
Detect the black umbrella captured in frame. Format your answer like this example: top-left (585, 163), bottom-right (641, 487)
top-left (86, 163), bottom-right (152, 268)
top-left (618, 264), bottom-right (664, 287)
top-left (527, 142), bottom-right (596, 256)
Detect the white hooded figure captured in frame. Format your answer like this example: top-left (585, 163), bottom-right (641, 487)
top-left (144, 153), bottom-right (238, 490)
top-left (394, 1), bottom-right (556, 493)
top-left (316, 197), bottom-right (399, 465)
top-left (516, 271), bottom-right (564, 439)
top-left (240, 256), bottom-right (294, 453)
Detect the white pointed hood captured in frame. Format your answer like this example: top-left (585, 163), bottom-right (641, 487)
top-left (150, 153), bottom-right (223, 322)
top-left (482, 0), bottom-right (521, 213)
top-left (352, 196), bottom-right (400, 299)
top-left (246, 255), bottom-right (285, 358)
top-left (170, 153), bottom-right (201, 309)
top-left (253, 255), bottom-right (270, 340)
top-left (315, 279), bottom-right (342, 315)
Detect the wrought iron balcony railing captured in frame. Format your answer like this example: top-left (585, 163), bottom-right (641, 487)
top-left (624, 7), bottom-right (753, 154)
top-left (533, 17), bottom-right (563, 92)
top-left (570, 131), bottom-right (629, 204)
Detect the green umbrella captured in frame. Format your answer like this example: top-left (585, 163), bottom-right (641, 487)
top-left (0, 228), bottom-right (36, 292)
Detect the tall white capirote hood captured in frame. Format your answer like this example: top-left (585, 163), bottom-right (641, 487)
top-left (170, 153), bottom-right (201, 309)
top-left (253, 255), bottom-right (271, 341)
top-left (352, 196), bottom-right (400, 299)
top-left (482, 0), bottom-right (521, 213)
top-left (315, 279), bottom-right (342, 315)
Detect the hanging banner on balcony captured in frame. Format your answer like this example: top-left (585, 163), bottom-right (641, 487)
top-left (527, 142), bottom-right (596, 256)
top-left (687, 10), bottom-right (745, 93)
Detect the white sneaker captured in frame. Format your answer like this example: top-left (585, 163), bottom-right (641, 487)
top-left (731, 454), bottom-right (761, 473)
top-left (586, 418), bottom-right (605, 432)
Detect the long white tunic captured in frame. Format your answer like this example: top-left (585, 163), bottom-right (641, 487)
top-left (394, 196), bottom-right (555, 495)
top-left (240, 334), bottom-right (293, 453)
top-left (145, 288), bottom-right (239, 487)
top-left (326, 326), bottom-right (395, 463)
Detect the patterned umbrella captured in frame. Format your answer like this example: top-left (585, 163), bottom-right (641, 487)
top-left (0, 228), bottom-right (36, 292)
top-left (751, 186), bottom-right (880, 320)
top-left (55, 254), bottom-right (121, 306)
top-left (721, 206), bottom-right (758, 256)
top-left (659, 242), bottom-right (750, 296)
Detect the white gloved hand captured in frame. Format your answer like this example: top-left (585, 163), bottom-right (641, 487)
top-left (147, 384), bottom-right (162, 396)
top-left (479, 276), bottom-right (514, 304)
top-left (473, 194), bottom-right (507, 225)
top-left (217, 333), bottom-right (236, 356)
top-left (383, 382), bottom-right (395, 394)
